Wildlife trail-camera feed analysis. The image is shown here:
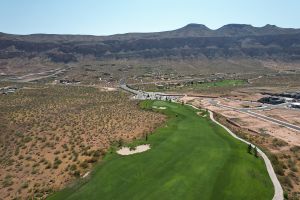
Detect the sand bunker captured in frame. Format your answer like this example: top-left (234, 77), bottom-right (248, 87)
top-left (82, 171), bottom-right (90, 178)
top-left (117, 144), bottom-right (151, 155)
top-left (152, 106), bottom-right (167, 110)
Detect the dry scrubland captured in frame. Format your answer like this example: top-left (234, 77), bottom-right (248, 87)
top-left (0, 85), bottom-right (165, 200)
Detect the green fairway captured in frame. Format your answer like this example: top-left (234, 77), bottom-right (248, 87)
top-left (193, 79), bottom-right (246, 88)
top-left (134, 79), bottom-right (246, 92)
top-left (48, 100), bottom-right (273, 200)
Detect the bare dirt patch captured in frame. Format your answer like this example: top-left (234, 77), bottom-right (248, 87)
top-left (261, 108), bottom-right (300, 126)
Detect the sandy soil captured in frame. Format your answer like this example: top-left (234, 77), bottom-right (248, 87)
top-left (197, 98), bottom-right (300, 146)
top-left (261, 108), bottom-right (300, 126)
top-left (219, 98), bottom-right (263, 108)
top-left (178, 96), bottom-right (198, 104)
top-left (117, 144), bottom-right (151, 155)
top-left (100, 87), bottom-right (117, 91)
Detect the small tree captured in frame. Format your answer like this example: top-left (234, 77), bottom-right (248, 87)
top-left (118, 139), bottom-right (124, 147)
top-left (248, 144), bottom-right (252, 154)
top-left (254, 147), bottom-right (258, 158)
top-left (145, 134), bottom-right (148, 141)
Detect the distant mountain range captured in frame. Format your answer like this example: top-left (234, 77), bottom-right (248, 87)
top-left (1, 23), bottom-right (300, 62)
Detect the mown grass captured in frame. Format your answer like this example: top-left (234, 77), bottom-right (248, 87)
top-left (132, 79), bottom-right (246, 92)
top-left (48, 100), bottom-right (273, 200)
top-left (191, 79), bottom-right (246, 89)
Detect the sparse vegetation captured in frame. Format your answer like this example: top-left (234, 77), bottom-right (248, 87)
top-left (0, 84), bottom-right (165, 199)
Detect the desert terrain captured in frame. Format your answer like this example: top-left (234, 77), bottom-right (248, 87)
top-left (0, 83), bottom-right (165, 199)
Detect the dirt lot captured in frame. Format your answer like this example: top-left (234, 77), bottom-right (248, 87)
top-left (198, 98), bottom-right (300, 146)
top-left (0, 84), bottom-right (165, 200)
top-left (262, 108), bottom-right (300, 126)
top-left (219, 98), bottom-right (263, 108)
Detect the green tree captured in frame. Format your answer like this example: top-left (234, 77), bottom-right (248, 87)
top-left (254, 147), bottom-right (258, 158)
top-left (248, 144), bottom-right (252, 154)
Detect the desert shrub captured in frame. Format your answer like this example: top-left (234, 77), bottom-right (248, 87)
top-left (45, 163), bottom-right (52, 169)
top-left (15, 131), bottom-right (23, 138)
top-left (31, 168), bottom-right (38, 174)
top-left (87, 157), bottom-right (98, 163)
top-left (53, 157), bottom-right (62, 169)
top-left (23, 136), bottom-right (32, 143)
top-left (69, 164), bottom-right (77, 171)
top-left (118, 139), bottom-right (124, 147)
top-left (2, 175), bottom-right (13, 187)
top-left (272, 138), bottom-right (288, 147)
top-left (54, 150), bottom-right (60, 155)
top-left (269, 154), bottom-right (285, 176)
top-left (25, 156), bottom-right (32, 161)
top-left (62, 144), bottom-right (68, 150)
top-left (290, 146), bottom-right (300, 153)
top-left (80, 161), bottom-right (89, 169)
top-left (21, 181), bottom-right (29, 189)
top-left (73, 170), bottom-right (80, 177)
top-left (279, 176), bottom-right (293, 188)
top-left (14, 146), bottom-right (20, 156)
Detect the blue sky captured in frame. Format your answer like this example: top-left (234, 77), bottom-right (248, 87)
top-left (1, 0), bottom-right (300, 35)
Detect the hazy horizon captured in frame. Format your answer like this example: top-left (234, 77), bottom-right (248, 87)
top-left (1, 0), bottom-right (300, 35)
top-left (1, 23), bottom-right (299, 36)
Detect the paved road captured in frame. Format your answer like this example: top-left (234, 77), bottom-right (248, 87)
top-left (210, 99), bottom-right (300, 132)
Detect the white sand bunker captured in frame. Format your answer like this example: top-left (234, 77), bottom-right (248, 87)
top-left (197, 112), bottom-right (206, 117)
top-left (117, 144), bottom-right (151, 155)
top-left (152, 106), bottom-right (167, 110)
top-left (82, 171), bottom-right (90, 178)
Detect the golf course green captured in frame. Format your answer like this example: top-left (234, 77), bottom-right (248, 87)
top-left (48, 100), bottom-right (274, 200)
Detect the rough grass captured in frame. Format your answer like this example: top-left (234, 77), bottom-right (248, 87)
top-left (48, 100), bottom-right (273, 200)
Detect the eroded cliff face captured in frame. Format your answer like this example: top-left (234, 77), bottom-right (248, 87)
top-left (1, 24), bottom-right (300, 63)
